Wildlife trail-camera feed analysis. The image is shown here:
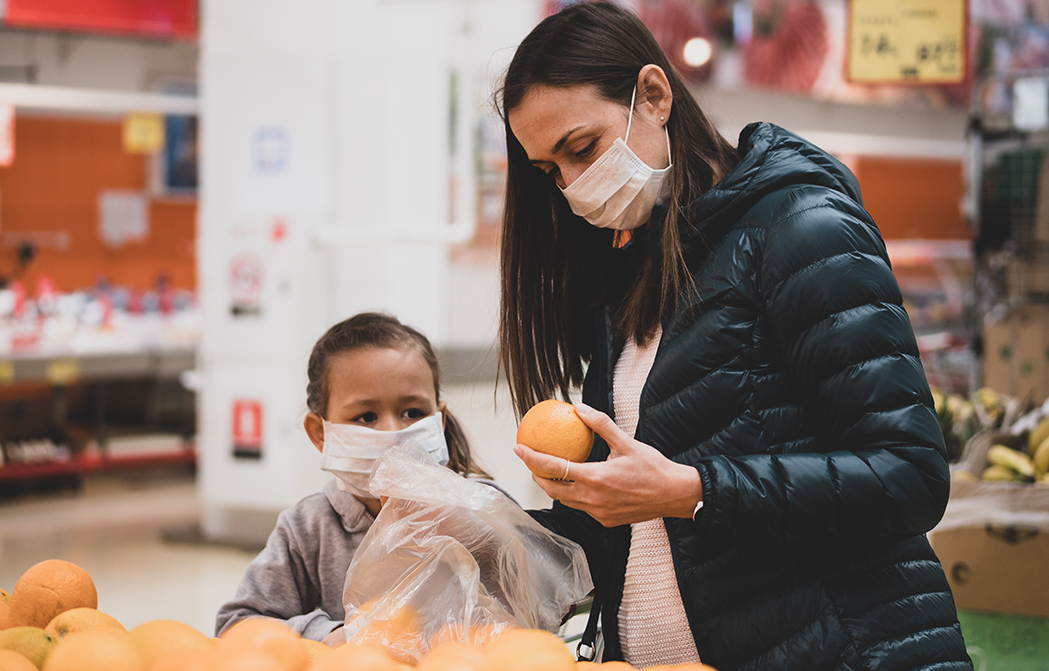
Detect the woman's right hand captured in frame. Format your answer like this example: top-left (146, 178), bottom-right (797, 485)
top-left (514, 403), bottom-right (703, 527)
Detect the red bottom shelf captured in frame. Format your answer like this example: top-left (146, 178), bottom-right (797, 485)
top-left (0, 446), bottom-right (197, 483)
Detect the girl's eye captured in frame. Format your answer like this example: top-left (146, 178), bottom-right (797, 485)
top-left (544, 165), bottom-right (561, 179)
top-left (404, 408), bottom-right (426, 420)
top-left (574, 140), bottom-right (597, 159)
top-left (354, 412), bottom-right (378, 424)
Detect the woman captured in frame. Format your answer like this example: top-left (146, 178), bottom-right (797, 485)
top-left (499, 4), bottom-right (971, 671)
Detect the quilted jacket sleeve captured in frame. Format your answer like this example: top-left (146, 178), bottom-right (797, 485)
top-left (694, 185), bottom-right (951, 547)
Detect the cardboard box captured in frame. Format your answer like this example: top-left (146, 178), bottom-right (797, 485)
top-left (983, 316), bottom-right (1013, 399)
top-left (936, 431), bottom-right (1049, 620)
top-left (1009, 257), bottom-right (1049, 296)
top-left (982, 306), bottom-right (1049, 404)
top-left (956, 610), bottom-right (1049, 671)
top-left (932, 525), bottom-right (1049, 619)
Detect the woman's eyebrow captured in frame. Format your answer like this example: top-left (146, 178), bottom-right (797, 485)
top-left (529, 125), bottom-right (586, 164)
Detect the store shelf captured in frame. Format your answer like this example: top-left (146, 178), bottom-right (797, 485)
top-left (0, 445), bottom-right (197, 484)
top-left (0, 346), bottom-right (195, 385)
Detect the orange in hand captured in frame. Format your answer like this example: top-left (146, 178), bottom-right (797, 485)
top-left (516, 400), bottom-right (594, 473)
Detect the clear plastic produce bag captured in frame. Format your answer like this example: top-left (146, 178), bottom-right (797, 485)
top-left (341, 444), bottom-right (593, 662)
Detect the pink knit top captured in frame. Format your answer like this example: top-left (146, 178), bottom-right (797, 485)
top-left (613, 326), bottom-right (701, 667)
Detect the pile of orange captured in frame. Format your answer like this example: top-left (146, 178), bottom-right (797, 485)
top-left (0, 557), bottom-right (719, 670)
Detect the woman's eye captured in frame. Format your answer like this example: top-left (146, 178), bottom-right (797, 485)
top-left (544, 165), bottom-right (561, 179)
top-left (354, 412), bottom-right (378, 423)
top-left (575, 140), bottom-right (597, 159)
top-left (404, 408), bottom-right (426, 420)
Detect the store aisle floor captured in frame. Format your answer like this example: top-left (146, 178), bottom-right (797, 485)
top-left (0, 474), bottom-right (256, 636)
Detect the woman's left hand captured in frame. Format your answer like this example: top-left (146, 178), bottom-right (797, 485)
top-left (513, 403), bottom-right (703, 527)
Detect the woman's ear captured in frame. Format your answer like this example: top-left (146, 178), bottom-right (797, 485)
top-left (438, 401), bottom-right (447, 430)
top-left (304, 412), bottom-right (325, 453)
top-left (636, 64), bottom-right (673, 126)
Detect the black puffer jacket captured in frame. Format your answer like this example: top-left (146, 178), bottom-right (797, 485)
top-left (532, 123), bottom-right (972, 671)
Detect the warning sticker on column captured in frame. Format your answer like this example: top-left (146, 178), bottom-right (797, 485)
top-left (229, 251), bottom-right (264, 317)
top-left (847, 0), bottom-right (966, 84)
top-left (232, 399), bottom-right (263, 459)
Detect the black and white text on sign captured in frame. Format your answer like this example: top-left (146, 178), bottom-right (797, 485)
top-left (848, 0), bottom-right (965, 84)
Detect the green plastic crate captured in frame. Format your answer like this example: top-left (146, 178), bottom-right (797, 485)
top-left (958, 610), bottom-right (1049, 671)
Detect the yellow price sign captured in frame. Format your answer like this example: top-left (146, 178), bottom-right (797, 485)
top-left (123, 112), bottom-right (165, 154)
top-left (848, 0), bottom-right (966, 84)
top-left (0, 360), bottom-right (13, 385)
top-left (45, 358), bottom-right (80, 385)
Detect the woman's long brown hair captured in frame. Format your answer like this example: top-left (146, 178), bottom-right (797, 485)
top-left (498, 2), bottom-right (739, 418)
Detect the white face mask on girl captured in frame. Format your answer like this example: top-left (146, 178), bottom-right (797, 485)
top-left (560, 86), bottom-right (673, 231)
top-left (319, 412), bottom-right (449, 499)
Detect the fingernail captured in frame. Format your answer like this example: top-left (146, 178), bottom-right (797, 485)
top-left (575, 403), bottom-right (593, 416)
top-left (513, 444), bottom-right (523, 457)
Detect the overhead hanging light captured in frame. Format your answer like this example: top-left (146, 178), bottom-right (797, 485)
top-left (682, 37), bottom-right (713, 68)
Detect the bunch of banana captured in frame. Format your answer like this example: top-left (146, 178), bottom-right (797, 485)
top-left (1028, 416), bottom-right (1049, 456)
top-left (983, 444), bottom-right (1038, 483)
top-left (932, 387), bottom-right (978, 462)
top-left (974, 387), bottom-right (1005, 427)
top-left (932, 388), bottom-right (946, 419)
top-left (1031, 439), bottom-right (1049, 480)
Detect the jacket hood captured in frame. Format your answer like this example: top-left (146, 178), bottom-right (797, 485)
top-left (672, 122), bottom-right (863, 250)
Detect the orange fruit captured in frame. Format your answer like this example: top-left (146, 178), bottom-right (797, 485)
top-left (0, 627), bottom-right (57, 668)
top-left (432, 623), bottom-right (508, 648)
top-left (0, 603), bottom-right (10, 630)
top-left (219, 618), bottom-right (307, 671)
top-left (309, 642), bottom-right (409, 671)
top-left (42, 629), bottom-right (144, 671)
top-left (0, 590), bottom-right (10, 607)
top-left (516, 400), bottom-right (594, 472)
top-left (146, 646), bottom-right (212, 671)
top-left (45, 608), bottom-right (123, 640)
top-left (482, 629), bottom-right (576, 671)
top-left (301, 638), bottom-right (333, 663)
top-left (196, 647), bottom-right (284, 671)
top-left (129, 620), bottom-right (209, 669)
top-left (348, 602), bottom-right (419, 653)
top-left (416, 641), bottom-right (486, 671)
top-left (9, 561), bottom-right (97, 629)
top-left (0, 650), bottom-right (38, 671)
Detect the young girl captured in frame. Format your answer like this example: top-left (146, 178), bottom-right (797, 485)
top-left (215, 312), bottom-right (489, 642)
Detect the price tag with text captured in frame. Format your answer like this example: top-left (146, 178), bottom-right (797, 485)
top-left (848, 0), bottom-right (966, 84)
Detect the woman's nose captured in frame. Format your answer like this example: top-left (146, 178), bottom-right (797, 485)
top-left (375, 416), bottom-right (401, 432)
top-left (560, 166), bottom-right (583, 189)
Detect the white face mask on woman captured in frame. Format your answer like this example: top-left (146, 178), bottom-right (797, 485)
top-left (319, 412), bottom-right (449, 499)
top-left (560, 86), bottom-right (673, 231)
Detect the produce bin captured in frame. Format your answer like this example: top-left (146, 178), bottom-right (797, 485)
top-left (957, 610), bottom-right (1049, 671)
